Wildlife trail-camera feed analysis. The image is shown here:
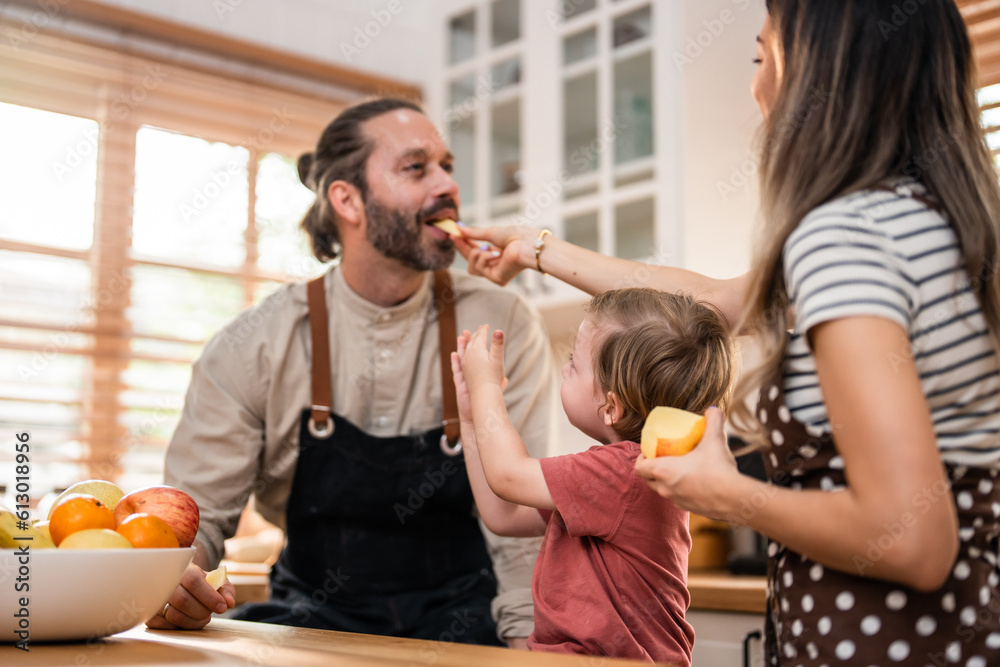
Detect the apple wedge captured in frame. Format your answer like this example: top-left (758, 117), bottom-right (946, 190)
top-left (640, 407), bottom-right (706, 458)
top-left (432, 219), bottom-right (462, 236)
top-left (205, 565), bottom-right (227, 590)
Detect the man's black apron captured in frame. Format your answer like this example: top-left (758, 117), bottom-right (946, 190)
top-left (232, 271), bottom-right (501, 645)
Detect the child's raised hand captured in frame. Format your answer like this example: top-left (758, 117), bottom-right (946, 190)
top-left (451, 330), bottom-right (474, 425)
top-left (633, 408), bottom-right (741, 521)
top-left (462, 324), bottom-right (507, 392)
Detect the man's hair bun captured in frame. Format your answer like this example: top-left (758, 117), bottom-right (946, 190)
top-left (297, 152), bottom-right (315, 189)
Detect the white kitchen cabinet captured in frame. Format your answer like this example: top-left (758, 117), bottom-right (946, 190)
top-left (427, 0), bottom-right (765, 299)
top-left (688, 610), bottom-right (765, 667)
top-left (430, 0), bottom-right (683, 303)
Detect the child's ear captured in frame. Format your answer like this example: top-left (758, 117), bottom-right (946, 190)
top-left (602, 391), bottom-right (624, 426)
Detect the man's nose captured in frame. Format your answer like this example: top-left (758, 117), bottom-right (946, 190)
top-left (430, 164), bottom-right (460, 200)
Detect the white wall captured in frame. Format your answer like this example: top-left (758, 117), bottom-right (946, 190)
top-left (91, 0), bottom-right (433, 89)
top-left (681, 0), bottom-right (766, 279)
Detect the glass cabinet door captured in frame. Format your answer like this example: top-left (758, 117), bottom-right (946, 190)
top-left (613, 51), bottom-right (653, 167)
top-left (564, 71), bottom-right (599, 178)
top-left (441, 1), bottom-right (661, 267)
top-left (564, 27), bottom-right (597, 66)
top-left (564, 0), bottom-right (596, 21)
top-left (491, 99), bottom-right (521, 202)
top-left (444, 1), bottom-right (523, 222)
top-left (491, 0), bottom-right (520, 47)
top-left (564, 211), bottom-right (599, 253)
top-left (448, 74), bottom-right (479, 208)
top-left (449, 10), bottom-right (476, 65)
top-left (491, 56), bottom-right (522, 91)
top-left (612, 5), bottom-right (651, 49)
top-left (615, 198), bottom-right (655, 260)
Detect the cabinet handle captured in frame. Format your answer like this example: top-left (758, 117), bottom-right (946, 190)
top-left (742, 629), bottom-right (762, 667)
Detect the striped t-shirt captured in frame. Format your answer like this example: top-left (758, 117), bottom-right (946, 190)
top-left (782, 180), bottom-right (1000, 466)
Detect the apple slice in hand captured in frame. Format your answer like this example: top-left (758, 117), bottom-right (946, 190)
top-left (205, 565), bottom-right (228, 590)
top-left (640, 407), bottom-right (707, 458)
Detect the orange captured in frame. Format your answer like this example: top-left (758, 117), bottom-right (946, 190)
top-left (116, 513), bottom-right (180, 548)
top-left (49, 493), bottom-right (117, 546)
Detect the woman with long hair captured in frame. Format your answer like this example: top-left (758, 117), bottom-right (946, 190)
top-left (456, 1), bottom-right (1000, 663)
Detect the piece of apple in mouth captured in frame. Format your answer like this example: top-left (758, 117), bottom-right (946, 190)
top-left (427, 218), bottom-right (462, 237)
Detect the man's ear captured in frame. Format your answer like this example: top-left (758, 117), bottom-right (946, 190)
top-left (327, 180), bottom-right (363, 230)
top-left (602, 391), bottom-right (624, 427)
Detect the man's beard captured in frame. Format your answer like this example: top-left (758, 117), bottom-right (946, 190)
top-left (364, 199), bottom-right (455, 272)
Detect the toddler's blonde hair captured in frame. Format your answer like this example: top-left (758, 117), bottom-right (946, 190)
top-left (587, 288), bottom-right (737, 443)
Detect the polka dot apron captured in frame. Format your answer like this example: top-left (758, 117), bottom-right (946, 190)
top-left (756, 367), bottom-right (1000, 666)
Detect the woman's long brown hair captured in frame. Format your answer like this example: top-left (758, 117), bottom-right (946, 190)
top-left (731, 0), bottom-right (1000, 442)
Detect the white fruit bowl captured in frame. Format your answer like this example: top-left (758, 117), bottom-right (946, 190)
top-left (0, 546), bottom-right (194, 642)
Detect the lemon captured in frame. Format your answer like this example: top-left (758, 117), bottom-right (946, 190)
top-left (59, 528), bottom-right (134, 549)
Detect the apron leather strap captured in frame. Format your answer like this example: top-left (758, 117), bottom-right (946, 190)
top-left (433, 270), bottom-right (460, 447)
top-left (307, 275), bottom-right (334, 439)
top-left (306, 271), bottom-right (459, 445)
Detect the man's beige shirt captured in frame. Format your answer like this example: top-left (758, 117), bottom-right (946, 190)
top-left (165, 267), bottom-right (559, 639)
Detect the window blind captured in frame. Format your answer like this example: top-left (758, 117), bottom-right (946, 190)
top-left (960, 0), bottom-right (1000, 87)
top-left (958, 0), bottom-right (1000, 166)
top-left (0, 2), bottom-right (418, 496)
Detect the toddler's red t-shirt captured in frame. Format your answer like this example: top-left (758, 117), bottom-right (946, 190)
top-left (529, 441), bottom-right (694, 665)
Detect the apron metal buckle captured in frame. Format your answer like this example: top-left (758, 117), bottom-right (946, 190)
top-left (308, 416), bottom-right (335, 439)
top-left (439, 434), bottom-right (462, 456)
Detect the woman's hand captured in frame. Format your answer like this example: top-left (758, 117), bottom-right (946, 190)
top-left (454, 225), bottom-right (534, 286)
top-left (633, 408), bottom-right (743, 520)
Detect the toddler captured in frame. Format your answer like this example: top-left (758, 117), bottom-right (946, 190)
top-left (452, 287), bottom-right (736, 664)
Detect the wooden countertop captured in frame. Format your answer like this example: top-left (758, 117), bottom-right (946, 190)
top-left (12, 618), bottom-right (679, 666)
top-left (223, 562), bottom-right (768, 616)
top-left (687, 571), bottom-right (767, 614)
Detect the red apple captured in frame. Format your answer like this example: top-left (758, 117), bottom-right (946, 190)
top-left (114, 486), bottom-right (199, 548)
